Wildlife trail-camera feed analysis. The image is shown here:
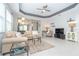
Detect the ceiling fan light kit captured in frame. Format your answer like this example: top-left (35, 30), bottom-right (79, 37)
top-left (37, 4), bottom-right (50, 13)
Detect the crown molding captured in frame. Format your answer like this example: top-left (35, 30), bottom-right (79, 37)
top-left (19, 3), bottom-right (78, 18)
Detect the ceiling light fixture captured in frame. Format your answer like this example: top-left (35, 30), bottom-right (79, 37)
top-left (17, 17), bottom-right (26, 25)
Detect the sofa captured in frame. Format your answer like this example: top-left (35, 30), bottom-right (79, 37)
top-left (2, 31), bottom-right (29, 55)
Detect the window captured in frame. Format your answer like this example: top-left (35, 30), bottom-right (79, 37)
top-left (19, 25), bottom-right (27, 31)
top-left (0, 4), bottom-right (5, 32)
top-left (6, 9), bottom-right (13, 31)
top-left (0, 3), bottom-right (13, 32)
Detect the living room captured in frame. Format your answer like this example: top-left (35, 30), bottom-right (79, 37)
top-left (0, 3), bottom-right (79, 56)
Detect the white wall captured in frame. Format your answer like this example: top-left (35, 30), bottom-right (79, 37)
top-left (11, 4), bottom-right (79, 41)
top-left (41, 4), bottom-right (79, 40)
top-left (12, 14), bottom-right (18, 31)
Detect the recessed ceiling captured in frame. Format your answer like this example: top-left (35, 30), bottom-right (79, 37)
top-left (7, 3), bottom-right (77, 18)
top-left (21, 3), bottom-right (73, 16)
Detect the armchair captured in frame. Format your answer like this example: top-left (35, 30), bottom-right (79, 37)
top-left (23, 31), bottom-right (41, 44)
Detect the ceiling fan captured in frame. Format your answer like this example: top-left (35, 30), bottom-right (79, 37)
top-left (37, 4), bottom-right (50, 13)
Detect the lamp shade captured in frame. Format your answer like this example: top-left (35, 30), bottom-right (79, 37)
top-left (68, 19), bottom-right (76, 32)
top-left (68, 20), bottom-right (76, 28)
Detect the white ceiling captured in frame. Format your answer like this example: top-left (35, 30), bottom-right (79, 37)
top-left (7, 3), bottom-right (74, 17)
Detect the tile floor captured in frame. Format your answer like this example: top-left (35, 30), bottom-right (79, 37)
top-left (30, 37), bottom-right (79, 56)
top-left (1, 37), bottom-right (79, 56)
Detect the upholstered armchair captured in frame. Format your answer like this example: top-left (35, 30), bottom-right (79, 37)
top-left (32, 31), bottom-right (41, 44)
top-left (23, 31), bottom-right (41, 44)
top-left (46, 30), bottom-right (53, 37)
top-left (23, 31), bottom-right (33, 41)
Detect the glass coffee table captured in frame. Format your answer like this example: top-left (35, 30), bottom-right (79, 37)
top-left (10, 42), bottom-right (29, 56)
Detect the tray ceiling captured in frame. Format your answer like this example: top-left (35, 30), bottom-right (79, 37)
top-left (20, 3), bottom-right (73, 16)
top-left (7, 3), bottom-right (77, 18)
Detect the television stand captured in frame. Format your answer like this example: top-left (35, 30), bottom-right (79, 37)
top-left (54, 33), bottom-right (65, 39)
top-left (54, 28), bottom-right (65, 39)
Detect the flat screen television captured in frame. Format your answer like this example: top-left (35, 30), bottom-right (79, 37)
top-left (55, 28), bottom-right (64, 34)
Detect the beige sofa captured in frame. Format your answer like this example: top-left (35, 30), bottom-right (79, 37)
top-left (2, 31), bottom-right (28, 55)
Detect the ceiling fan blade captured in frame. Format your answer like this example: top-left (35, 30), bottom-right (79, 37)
top-left (37, 8), bottom-right (43, 10)
top-left (45, 9), bottom-right (50, 12)
top-left (37, 4), bottom-right (50, 13)
top-left (46, 10), bottom-right (50, 12)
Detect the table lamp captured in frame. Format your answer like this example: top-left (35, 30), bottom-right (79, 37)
top-left (68, 18), bottom-right (76, 32)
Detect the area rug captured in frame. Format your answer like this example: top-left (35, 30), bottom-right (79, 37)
top-left (2, 40), bottom-right (54, 56)
top-left (28, 40), bottom-right (54, 54)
